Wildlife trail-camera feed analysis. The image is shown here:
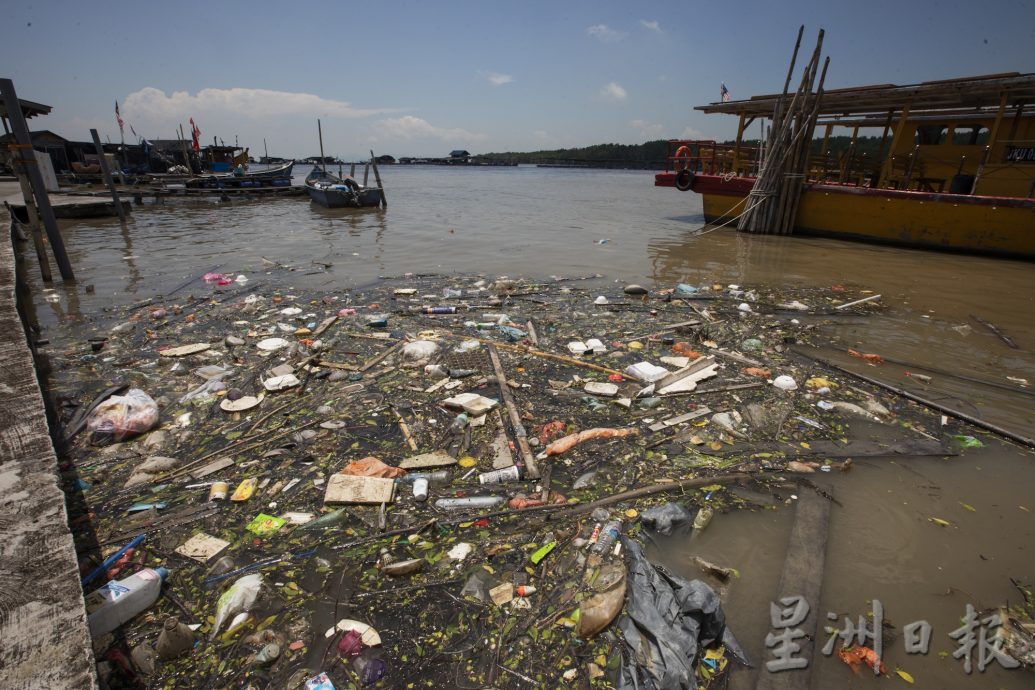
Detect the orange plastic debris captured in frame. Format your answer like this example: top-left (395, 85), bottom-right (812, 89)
top-left (508, 492), bottom-right (567, 509)
top-left (742, 367), bottom-right (772, 378)
top-left (341, 456), bottom-right (406, 479)
top-left (847, 348), bottom-right (884, 365)
top-left (538, 420), bottom-right (567, 441)
top-left (837, 645), bottom-right (885, 675)
top-left (545, 427), bottom-right (640, 456)
top-left (671, 342), bottom-right (702, 359)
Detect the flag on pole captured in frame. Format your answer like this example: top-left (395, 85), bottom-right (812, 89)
top-left (190, 118), bottom-right (201, 152)
top-left (115, 100), bottom-right (125, 135)
top-left (720, 83), bottom-right (730, 103)
top-left (130, 124), bottom-right (138, 139)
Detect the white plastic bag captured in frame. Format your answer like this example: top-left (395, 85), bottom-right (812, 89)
top-left (87, 389), bottom-right (159, 445)
top-left (211, 573), bottom-right (262, 638)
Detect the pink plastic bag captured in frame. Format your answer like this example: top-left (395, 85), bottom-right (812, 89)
top-left (202, 272), bottom-right (233, 286)
top-left (87, 388), bottom-right (159, 445)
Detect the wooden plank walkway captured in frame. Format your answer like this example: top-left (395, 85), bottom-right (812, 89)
top-left (755, 485), bottom-right (832, 690)
top-left (1, 178), bottom-right (129, 220)
top-left (0, 204), bottom-right (97, 688)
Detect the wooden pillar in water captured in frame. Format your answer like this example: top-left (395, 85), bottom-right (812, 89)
top-left (369, 150), bottom-right (387, 208)
top-left (90, 128), bottom-right (126, 222)
top-left (0, 78), bottom-right (74, 281)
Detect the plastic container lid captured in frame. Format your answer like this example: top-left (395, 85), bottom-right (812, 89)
top-left (155, 566), bottom-right (170, 581)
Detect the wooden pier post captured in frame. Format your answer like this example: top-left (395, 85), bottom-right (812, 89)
top-left (90, 128), bottom-right (127, 222)
top-left (369, 150), bottom-right (387, 208)
top-left (0, 78), bottom-right (74, 281)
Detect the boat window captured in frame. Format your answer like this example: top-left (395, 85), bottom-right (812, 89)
top-left (914, 125), bottom-right (949, 145)
top-left (950, 126), bottom-right (990, 146)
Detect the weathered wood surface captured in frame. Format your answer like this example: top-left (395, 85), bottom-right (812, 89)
top-left (755, 485), bottom-right (832, 690)
top-left (0, 206), bottom-right (98, 688)
top-left (1, 178), bottom-right (129, 220)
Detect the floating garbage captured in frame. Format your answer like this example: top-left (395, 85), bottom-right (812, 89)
top-left (51, 271), bottom-right (957, 687)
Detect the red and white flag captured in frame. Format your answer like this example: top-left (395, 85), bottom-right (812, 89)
top-left (720, 83), bottom-right (730, 103)
top-left (189, 118), bottom-right (201, 152)
top-left (115, 101), bottom-right (124, 135)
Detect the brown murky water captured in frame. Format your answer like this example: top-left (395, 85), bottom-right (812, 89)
top-left (22, 165), bottom-right (1035, 687)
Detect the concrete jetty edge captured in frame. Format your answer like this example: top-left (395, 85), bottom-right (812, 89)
top-left (0, 206), bottom-right (97, 688)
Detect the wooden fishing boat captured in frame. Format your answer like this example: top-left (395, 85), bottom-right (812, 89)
top-left (304, 167), bottom-right (383, 208)
top-left (656, 71), bottom-right (1035, 259)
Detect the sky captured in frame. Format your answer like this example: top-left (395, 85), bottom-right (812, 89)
top-left (2, 1), bottom-right (1032, 159)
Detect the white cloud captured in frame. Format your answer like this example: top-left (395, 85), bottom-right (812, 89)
top-left (371, 115), bottom-right (487, 142)
top-left (680, 126), bottom-right (705, 140)
top-left (631, 119), bottom-right (664, 138)
top-left (486, 72), bottom-right (513, 86)
top-left (123, 86), bottom-right (399, 120)
top-left (600, 82), bottom-right (628, 101)
top-left (533, 130), bottom-right (549, 141)
top-left (586, 24), bottom-right (626, 42)
top-left (640, 20), bottom-right (661, 33)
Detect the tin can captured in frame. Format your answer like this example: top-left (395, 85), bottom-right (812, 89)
top-left (423, 306), bottom-right (457, 315)
top-left (478, 465), bottom-right (521, 484)
top-left (208, 481), bottom-right (229, 501)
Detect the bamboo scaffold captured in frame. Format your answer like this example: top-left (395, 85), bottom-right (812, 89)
top-left (738, 28), bottom-right (828, 235)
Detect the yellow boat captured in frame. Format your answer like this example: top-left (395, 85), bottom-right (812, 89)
top-left (656, 72), bottom-right (1035, 258)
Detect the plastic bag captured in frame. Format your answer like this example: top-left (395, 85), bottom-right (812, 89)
top-left (640, 503), bottom-right (694, 536)
top-left (211, 573), bottom-right (262, 638)
top-left (401, 340), bottom-right (439, 362)
top-left (618, 539), bottom-right (747, 689)
top-left (87, 389), bottom-right (159, 445)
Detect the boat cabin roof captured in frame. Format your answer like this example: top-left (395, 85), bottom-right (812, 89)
top-left (697, 72), bottom-right (1035, 123)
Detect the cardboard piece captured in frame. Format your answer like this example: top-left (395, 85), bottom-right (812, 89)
top-left (584, 382), bottom-right (619, 397)
top-left (323, 474), bottom-right (396, 505)
top-left (399, 450), bottom-right (457, 470)
top-left (159, 343), bottom-right (211, 357)
top-left (192, 456), bottom-right (234, 479)
top-left (442, 392), bottom-right (499, 416)
top-left (175, 532), bottom-right (230, 562)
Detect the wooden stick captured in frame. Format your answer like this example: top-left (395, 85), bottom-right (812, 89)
top-left (486, 344), bottom-right (541, 480)
top-left (526, 320), bottom-right (539, 347)
top-left (478, 338), bottom-right (629, 379)
top-left (792, 348), bottom-right (1035, 449)
top-left (359, 340), bottom-right (403, 373)
top-left (392, 406), bottom-right (418, 451)
top-left (971, 314), bottom-right (1018, 349)
top-left (549, 472), bottom-right (754, 518)
top-left (316, 360), bottom-right (360, 371)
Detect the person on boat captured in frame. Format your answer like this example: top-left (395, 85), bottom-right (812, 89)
top-left (233, 163), bottom-right (246, 177)
top-left (340, 176), bottom-right (360, 191)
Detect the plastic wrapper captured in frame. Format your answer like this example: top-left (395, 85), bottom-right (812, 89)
top-left (211, 573), bottom-right (262, 638)
top-left (87, 388), bottom-right (159, 445)
top-left (401, 340), bottom-right (439, 362)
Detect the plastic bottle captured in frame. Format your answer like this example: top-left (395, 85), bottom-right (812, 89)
top-left (450, 413), bottom-right (470, 433)
top-left (397, 470), bottom-right (451, 485)
top-left (434, 496), bottom-right (504, 510)
top-left (156, 616), bottom-right (195, 660)
top-left (86, 567), bottom-right (168, 638)
top-left (592, 520), bottom-right (622, 555)
top-left (412, 478), bottom-right (429, 501)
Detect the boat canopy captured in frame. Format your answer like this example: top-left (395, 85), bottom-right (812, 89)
top-left (697, 72), bottom-right (1035, 126)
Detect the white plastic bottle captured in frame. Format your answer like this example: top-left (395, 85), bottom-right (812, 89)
top-left (86, 567), bottom-right (168, 638)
